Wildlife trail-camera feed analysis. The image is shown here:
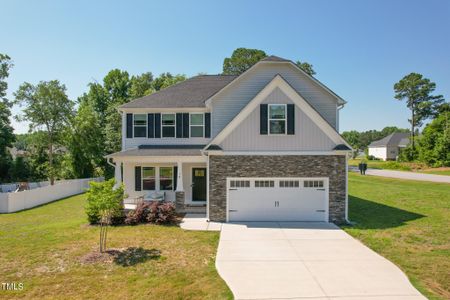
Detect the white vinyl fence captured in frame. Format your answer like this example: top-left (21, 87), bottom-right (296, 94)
top-left (0, 177), bottom-right (103, 213)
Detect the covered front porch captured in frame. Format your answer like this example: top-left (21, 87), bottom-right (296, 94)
top-left (107, 145), bottom-right (208, 214)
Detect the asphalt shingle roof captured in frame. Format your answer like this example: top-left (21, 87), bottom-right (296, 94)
top-left (368, 132), bottom-right (410, 147)
top-left (120, 75), bottom-right (237, 109)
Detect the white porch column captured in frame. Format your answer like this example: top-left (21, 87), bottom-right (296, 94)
top-left (176, 161), bottom-right (184, 191)
top-left (114, 160), bottom-right (122, 189)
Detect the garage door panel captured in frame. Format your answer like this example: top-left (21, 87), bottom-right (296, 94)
top-left (228, 178), bottom-right (328, 222)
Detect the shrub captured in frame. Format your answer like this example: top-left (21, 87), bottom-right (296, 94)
top-left (383, 161), bottom-right (412, 171)
top-left (85, 179), bottom-right (124, 225)
top-left (151, 202), bottom-right (177, 224)
top-left (398, 145), bottom-right (417, 162)
top-left (367, 155), bottom-right (379, 161)
top-left (124, 201), bottom-right (177, 225)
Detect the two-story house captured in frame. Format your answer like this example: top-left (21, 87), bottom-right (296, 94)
top-left (107, 56), bottom-right (351, 223)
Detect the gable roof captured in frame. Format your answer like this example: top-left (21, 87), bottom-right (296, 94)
top-left (204, 74), bottom-right (352, 151)
top-left (205, 55), bottom-right (347, 106)
top-left (368, 132), bottom-right (410, 147)
top-left (119, 75), bottom-right (237, 109)
top-left (261, 55), bottom-right (290, 62)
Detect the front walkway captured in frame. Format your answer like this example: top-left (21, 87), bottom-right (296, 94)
top-left (180, 213), bottom-right (222, 231)
top-left (351, 167), bottom-right (450, 183)
top-left (216, 222), bottom-right (425, 300)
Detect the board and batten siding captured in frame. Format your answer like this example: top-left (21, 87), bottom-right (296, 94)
top-left (220, 87), bottom-right (336, 151)
top-left (210, 63), bottom-right (339, 137)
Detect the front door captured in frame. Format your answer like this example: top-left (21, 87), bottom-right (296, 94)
top-left (192, 168), bottom-right (207, 201)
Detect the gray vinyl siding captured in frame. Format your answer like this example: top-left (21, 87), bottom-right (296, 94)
top-left (211, 63), bottom-right (338, 137)
top-left (220, 87), bottom-right (336, 151)
top-left (122, 111), bottom-right (211, 150)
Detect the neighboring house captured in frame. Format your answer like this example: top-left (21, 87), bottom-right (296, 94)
top-left (107, 56), bottom-right (352, 223)
top-left (368, 132), bottom-right (410, 161)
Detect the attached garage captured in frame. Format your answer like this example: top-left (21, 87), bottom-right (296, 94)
top-left (226, 177), bottom-right (329, 222)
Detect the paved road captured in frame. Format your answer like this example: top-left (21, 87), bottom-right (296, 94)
top-left (216, 222), bottom-right (425, 300)
top-left (350, 167), bottom-right (450, 183)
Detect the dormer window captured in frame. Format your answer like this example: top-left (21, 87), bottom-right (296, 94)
top-left (162, 114), bottom-right (176, 137)
top-left (268, 104), bottom-right (286, 134)
top-left (133, 114), bottom-right (147, 137)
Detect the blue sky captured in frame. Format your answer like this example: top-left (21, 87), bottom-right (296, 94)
top-left (2, 0), bottom-right (449, 134)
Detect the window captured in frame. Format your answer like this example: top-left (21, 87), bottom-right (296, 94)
top-left (162, 114), bottom-right (176, 137)
top-left (280, 180), bottom-right (299, 188)
top-left (268, 104), bottom-right (286, 134)
top-left (142, 167), bottom-right (155, 190)
top-left (304, 180), bottom-right (324, 188)
top-left (190, 113), bottom-right (204, 137)
top-left (255, 180), bottom-right (274, 188)
top-left (230, 180), bottom-right (250, 188)
top-left (159, 167), bottom-right (173, 190)
top-left (134, 114), bottom-right (147, 137)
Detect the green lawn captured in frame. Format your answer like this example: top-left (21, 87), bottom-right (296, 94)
top-left (344, 173), bottom-right (450, 300)
top-left (349, 158), bottom-right (450, 176)
top-left (0, 194), bottom-right (232, 299)
top-left (1, 177), bottom-right (449, 299)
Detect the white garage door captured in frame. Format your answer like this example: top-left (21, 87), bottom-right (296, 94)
top-left (227, 178), bottom-right (328, 222)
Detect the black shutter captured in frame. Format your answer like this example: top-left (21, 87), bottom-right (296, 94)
top-left (287, 104), bottom-right (295, 135)
top-left (182, 113), bottom-right (189, 138)
top-left (173, 166), bottom-right (178, 191)
top-left (126, 113), bottom-right (133, 138)
top-left (135, 166), bottom-right (141, 191)
top-left (176, 113), bottom-right (183, 138)
top-left (154, 113), bottom-right (161, 138)
top-left (260, 104), bottom-right (268, 135)
top-left (205, 113), bottom-right (211, 138)
top-left (147, 114), bottom-right (154, 138)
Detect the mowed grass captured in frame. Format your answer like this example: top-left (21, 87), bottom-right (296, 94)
top-left (344, 173), bottom-right (450, 300)
top-left (0, 194), bottom-right (232, 300)
top-left (349, 158), bottom-right (450, 176)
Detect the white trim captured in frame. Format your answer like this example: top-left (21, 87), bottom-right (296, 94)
top-left (119, 107), bottom-right (209, 113)
top-left (133, 113), bottom-right (148, 138)
top-left (176, 161), bottom-right (184, 192)
top-left (113, 155), bottom-right (207, 163)
top-left (345, 153), bottom-right (349, 223)
top-left (204, 75), bottom-right (352, 150)
top-left (207, 151), bottom-right (350, 156)
top-left (141, 166), bottom-right (156, 191)
top-left (268, 104), bottom-right (287, 135)
top-left (189, 112), bottom-right (205, 138)
top-left (205, 60), bottom-right (346, 107)
top-left (226, 177), bottom-right (329, 222)
top-left (161, 113), bottom-right (176, 138)
top-left (206, 156), bottom-right (210, 220)
top-left (191, 167), bottom-right (207, 202)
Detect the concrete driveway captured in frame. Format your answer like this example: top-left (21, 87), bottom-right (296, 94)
top-left (216, 222), bottom-right (425, 300)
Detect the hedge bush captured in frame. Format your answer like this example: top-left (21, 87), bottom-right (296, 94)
top-left (125, 201), bottom-right (177, 225)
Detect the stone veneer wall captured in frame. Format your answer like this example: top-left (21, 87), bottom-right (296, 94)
top-left (175, 191), bottom-right (185, 212)
top-left (208, 155), bottom-right (346, 223)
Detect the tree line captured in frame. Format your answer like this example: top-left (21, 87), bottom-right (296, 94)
top-left (343, 73), bottom-right (448, 166)
top-left (0, 48), bottom-right (316, 183)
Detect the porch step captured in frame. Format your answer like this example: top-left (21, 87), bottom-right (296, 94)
top-left (183, 206), bottom-right (207, 214)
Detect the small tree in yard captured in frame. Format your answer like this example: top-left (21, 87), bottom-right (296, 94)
top-left (86, 179), bottom-right (124, 253)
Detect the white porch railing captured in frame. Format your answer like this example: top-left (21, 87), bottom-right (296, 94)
top-left (0, 177), bottom-right (103, 213)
